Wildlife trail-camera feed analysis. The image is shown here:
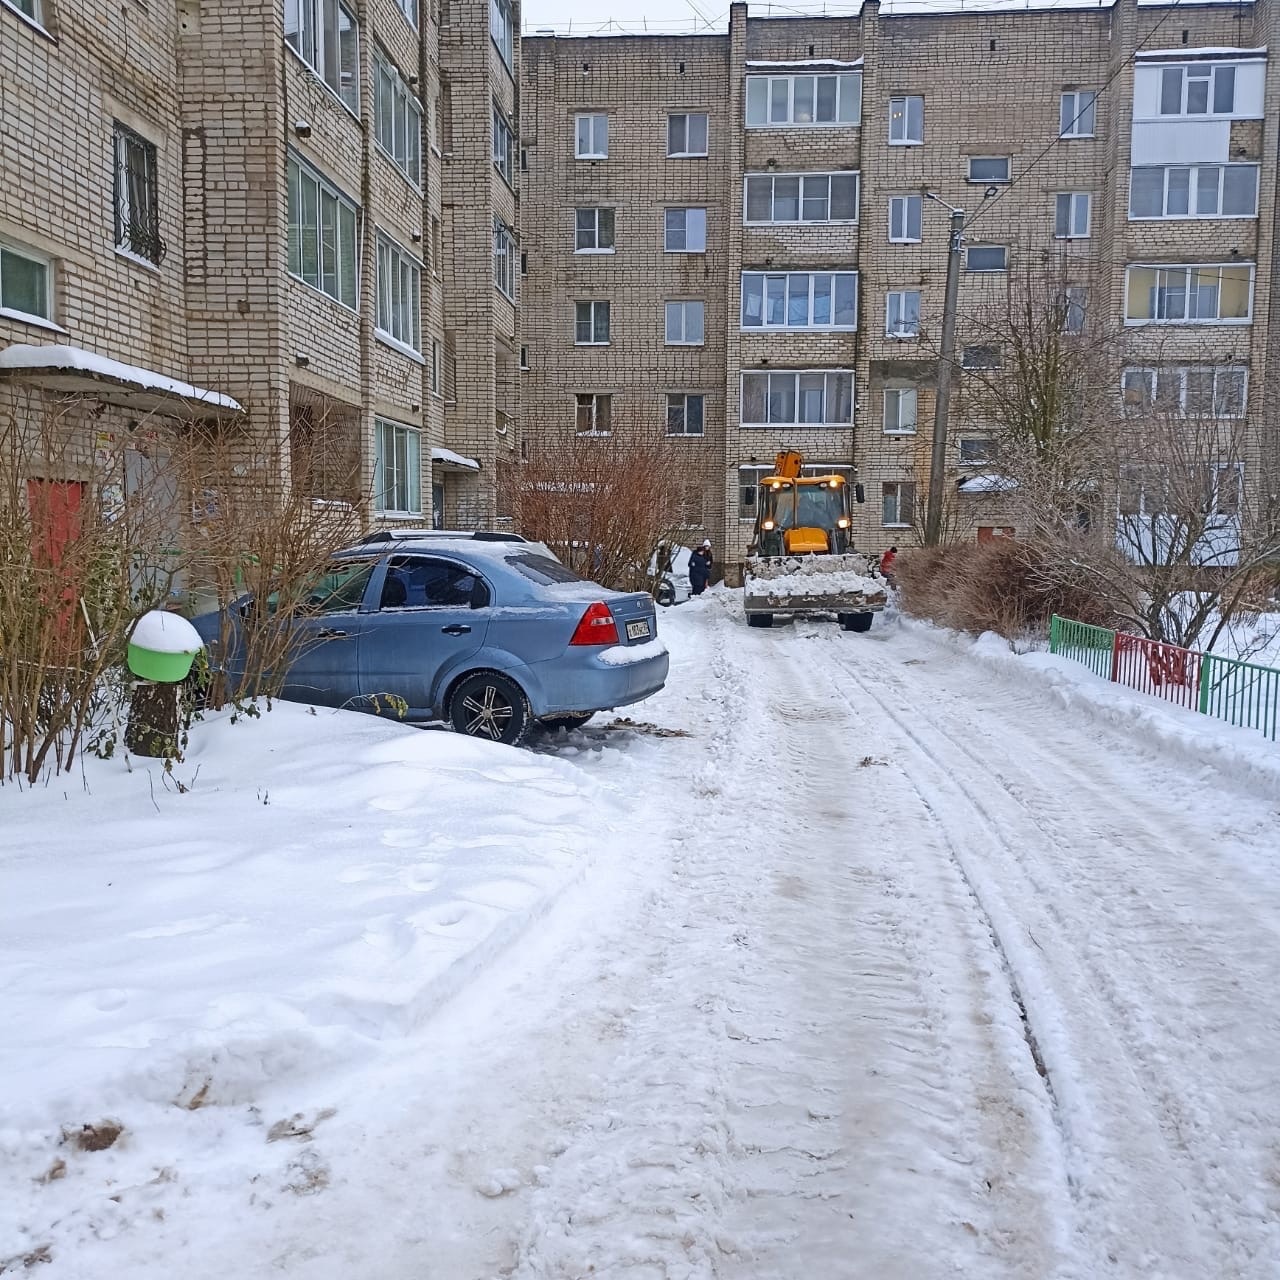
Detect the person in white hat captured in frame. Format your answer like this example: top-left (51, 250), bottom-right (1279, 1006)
top-left (689, 539), bottom-right (713, 595)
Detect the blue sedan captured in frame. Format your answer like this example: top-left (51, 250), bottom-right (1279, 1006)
top-left (191, 535), bottom-right (670, 746)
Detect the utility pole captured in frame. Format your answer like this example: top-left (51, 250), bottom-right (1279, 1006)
top-left (924, 201), bottom-right (965, 547)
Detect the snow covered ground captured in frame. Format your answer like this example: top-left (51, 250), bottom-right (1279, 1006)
top-left (4, 591), bottom-right (1280, 1278)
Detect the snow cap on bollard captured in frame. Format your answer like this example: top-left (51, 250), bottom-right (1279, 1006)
top-left (127, 610), bottom-right (205, 683)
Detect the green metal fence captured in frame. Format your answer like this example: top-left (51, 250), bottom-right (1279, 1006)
top-left (1048, 614), bottom-right (1116, 681)
top-left (1198, 652), bottom-right (1280, 742)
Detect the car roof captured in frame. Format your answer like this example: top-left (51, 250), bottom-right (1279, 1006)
top-left (337, 535), bottom-right (560, 563)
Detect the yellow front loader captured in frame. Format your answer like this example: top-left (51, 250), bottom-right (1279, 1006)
top-left (743, 450), bottom-right (887, 631)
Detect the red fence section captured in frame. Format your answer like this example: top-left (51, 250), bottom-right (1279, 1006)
top-left (1110, 633), bottom-right (1203, 712)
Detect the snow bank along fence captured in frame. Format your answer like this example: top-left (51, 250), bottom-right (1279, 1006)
top-left (1049, 615), bottom-right (1280, 742)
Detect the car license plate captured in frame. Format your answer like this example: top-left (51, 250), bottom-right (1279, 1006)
top-left (626, 619), bottom-right (651, 641)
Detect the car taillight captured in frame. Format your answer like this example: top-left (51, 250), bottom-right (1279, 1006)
top-left (570, 601), bottom-right (620, 646)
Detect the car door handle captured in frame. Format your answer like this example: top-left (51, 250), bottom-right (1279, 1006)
top-left (441, 624), bottom-right (471, 636)
top-left (318, 627), bottom-right (348, 639)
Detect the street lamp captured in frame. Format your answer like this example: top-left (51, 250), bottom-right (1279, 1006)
top-left (923, 192), bottom-right (965, 548)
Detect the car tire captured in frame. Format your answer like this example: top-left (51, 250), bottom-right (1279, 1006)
top-left (655, 581), bottom-right (676, 608)
top-left (449, 671), bottom-right (531, 746)
top-left (538, 712), bottom-right (594, 732)
top-left (849, 612), bottom-right (874, 633)
top-left (747, 612), bottom-right (773, 628)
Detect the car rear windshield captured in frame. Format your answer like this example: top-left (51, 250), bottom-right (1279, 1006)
top-left (507, 553), bottom-right (585, 586)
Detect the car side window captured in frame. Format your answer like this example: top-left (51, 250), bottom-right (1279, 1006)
top-left (381, 556), bottom-right (490, 609)
top-left (307, 560), bottom-right (377, 614)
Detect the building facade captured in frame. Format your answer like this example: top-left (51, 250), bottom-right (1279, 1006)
top-left (521, 0), bottom-right (1279, 579)
top-left (0, 0), bottom-right (517, 550)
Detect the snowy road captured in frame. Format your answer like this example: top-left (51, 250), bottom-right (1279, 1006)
top-left (389, 593), bottom-right (1280, 1280)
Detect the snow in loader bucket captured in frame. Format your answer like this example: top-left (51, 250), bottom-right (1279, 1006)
top-left (744, 554), bottom-right (887, 614)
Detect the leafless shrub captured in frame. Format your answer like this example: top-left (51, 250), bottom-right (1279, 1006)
top-left (512, 431), bottom-right (695, 591)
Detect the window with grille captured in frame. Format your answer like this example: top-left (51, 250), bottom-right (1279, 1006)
top-left (287, 155), bottom-right (359, 308)
top-left (114, 124), bottom-right (163, 264)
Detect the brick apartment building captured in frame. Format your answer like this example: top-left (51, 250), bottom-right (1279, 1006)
top-left (521, 0), bottom-right (1280, 578)
top-left (0, 0), bottom-right (518, 549)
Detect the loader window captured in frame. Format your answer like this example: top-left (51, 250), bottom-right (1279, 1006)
top-left (796, 484), bottom-right (846, 528)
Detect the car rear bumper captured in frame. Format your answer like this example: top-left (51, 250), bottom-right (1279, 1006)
top-left (528, 647), bottom-right (670, 716)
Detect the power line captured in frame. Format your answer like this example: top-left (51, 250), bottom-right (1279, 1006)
top-left (963, 0), bottom-right (1190, 234)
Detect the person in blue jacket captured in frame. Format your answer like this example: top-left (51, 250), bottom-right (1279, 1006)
top-left (688, 539), bottom-right (713, 595)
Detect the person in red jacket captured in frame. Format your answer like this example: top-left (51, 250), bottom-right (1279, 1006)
top-left (880, 545), bottom-right (898, 587)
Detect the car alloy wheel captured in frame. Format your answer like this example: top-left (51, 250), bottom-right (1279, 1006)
top-left (449, 672), bottom-right (530, 746)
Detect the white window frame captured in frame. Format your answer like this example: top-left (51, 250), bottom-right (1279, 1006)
top-left (375, 51), bottom-right (423, 187)
top-left (575, 392), bottom-right (612, 436)
top-left (745, 73), bottom-right (862, 128)
top-left (882, 481), bottom-right (915, 528)
top-left (490, 0), bottom-right (513, 68)
top-left (883, 387), bottom-right (917, 435)
top-left (739, 270), bottom-right (858, 332)
top-left (665, 300), bottom-right (704, 346)
top-left (1158, 63), bottom-right (1239, 118)
top-left (492, 101), bottom-right (515, 184)
top-left (375, 233), bottom-right (423, 356)
top-left (0, 236), bottom-right (54, 325)
top-left (888, 194), bottom-right (922, 243)
top-left (374, 418), bottom-right (422, 515)
top-left (739, 369), bottom-right (855, 428)
top-left (575, 207), bottom-right (615, 253)
top-left (885, 290), bottom-right (921, 338)
top-left (968, 156), bottom-right (1010, 184)
top-left (888, 95), bottom-right (924, 145)
top-left (1121, 365), bottom-right (1248, 418)
top-left (958, 437), bottom-right (996, 466)
top-left (4, 0), bottom-right (44, 26)
top-left (1128, 164), bottom-right (1259, 220)
top-left (285, 0), bottom-right (360, 116)
top-left (287, 154), bottom-right (360, 310)
top-left (966, 245), bottom-right (1008, 273)
top-left (1124, 263), bottom-right (1254, 325)
top-left (575, 113), bottom-right (608, 159)
top-left (666, 392), bottom-right (705, 438)
top-left (574, 299), bottom-right (610, 345)
top-left (668, 113), bottom-right (709, 157)
top-left (1059, 89), bottom-right (1097, 137)
top-left (743, 171), bottom-right (859, 225)
top-left (665, 207), bottom-right (707, 254)
top-left (494, 218), bottom-right (517, 300)
top-left (394, 0), bottom-right (417, 29)
top-left (1054, 191), bottom-right (1091, 239)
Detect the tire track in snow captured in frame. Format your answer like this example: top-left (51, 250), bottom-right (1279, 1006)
top-left (512, 599), bottom-right (1072, 1279)
top-left (813, 620), bottom-right (1280, 1277)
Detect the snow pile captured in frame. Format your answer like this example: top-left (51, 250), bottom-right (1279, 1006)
top-left (598, 637), bottom-right (668, 666)
top-left (128, 610), bottom-right (204, 655)
top-left (747, 557), bottom-right (885, 602)
top-left (910, 620), bottom-right (1280, 795)
top-left (0, 703), bottom-right (616, 1271)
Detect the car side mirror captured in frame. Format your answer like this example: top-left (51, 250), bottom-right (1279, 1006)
top-left (854, 483), bottom-right (866, 505)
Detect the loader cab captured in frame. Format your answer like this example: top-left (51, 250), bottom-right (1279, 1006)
top-left (753, 474), bottom-right (852, 557)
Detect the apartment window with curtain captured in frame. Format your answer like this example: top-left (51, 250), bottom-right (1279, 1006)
top-left (375, 52), bottom-right (423, 185)
top-left (375, 234), bottom-right (422, 354)
top-left (287, 155), bottom-right (359, 309)
top-left (0, 238), bottom-right (53, 322)
top-left (285, 0), bottom-right (360, 114)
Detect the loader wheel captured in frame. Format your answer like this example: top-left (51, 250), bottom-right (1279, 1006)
top-left (849, 612), bottom-right (874, 633)
top-left (747, 612), bottom-right (773, 628)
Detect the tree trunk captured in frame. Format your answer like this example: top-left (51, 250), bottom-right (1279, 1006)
top-left (125, 681), bottom-right (181, 758)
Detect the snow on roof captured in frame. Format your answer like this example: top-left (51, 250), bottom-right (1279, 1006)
top-left (958, 472), bottom-right (1019, 495)
top-left (1135, 45), bottom-right (1267, 59)
top-left (745, 57), bottom-right (864, 66)
top-left (0, 343), bottom-right (242, 414)
top-left (430, 446), bottom-right (481, 471)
